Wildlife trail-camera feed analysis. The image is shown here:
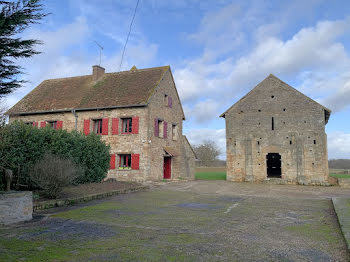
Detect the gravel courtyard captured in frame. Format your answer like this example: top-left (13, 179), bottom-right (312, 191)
top-left (1, 181), bottom-right (350, 261)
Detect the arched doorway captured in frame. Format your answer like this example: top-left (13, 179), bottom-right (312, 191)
top-left (266, 153), bottom-right (281, 178)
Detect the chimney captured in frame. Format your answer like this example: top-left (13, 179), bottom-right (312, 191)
top-left (92, 65), bottom-right (105, 81)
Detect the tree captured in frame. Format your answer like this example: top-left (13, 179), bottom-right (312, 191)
top-left (193, 140), bottom-right (221, 162)
top-left (0, 98), bottom-right (7, 126)
top-left (0, 0), bottom-right (47, 97)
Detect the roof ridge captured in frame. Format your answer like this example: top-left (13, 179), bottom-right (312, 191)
top-left (42, 65), bottom-right (170, 81)
top-left (43, 74), bottom-right (92, 82)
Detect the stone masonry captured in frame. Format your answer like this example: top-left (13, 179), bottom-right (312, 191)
top-left (221, 74), bottom-right (331, 185)
top-left (8, 66), bottom-right (195, 182)
top-left (0, 191), bottom-right (33, 225)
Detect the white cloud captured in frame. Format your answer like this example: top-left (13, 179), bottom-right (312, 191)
top-left (175, 17), bottom-right (350, 122)
top-left (328, 131), bottom-right (350, 159)
top-left (185, 99), bottom-right (221, 123)
top-left (322, 74), bottom-right (350, 112)
top-left (5, 13), bottom-right (159, 109)
top-left (185, 128), bottom-right (226, 159)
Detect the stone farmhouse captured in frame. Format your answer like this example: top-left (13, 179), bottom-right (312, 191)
top-left (7, 65), bottom-right (196, 182)
top-left (221, 74), bottom-right (331, 185)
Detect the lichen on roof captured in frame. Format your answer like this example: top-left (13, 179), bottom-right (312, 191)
top-left (8, 65), bottom-right (170, 115)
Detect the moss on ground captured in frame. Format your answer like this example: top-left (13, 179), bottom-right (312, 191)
top-left (1, 190), bottom-right (348, 261)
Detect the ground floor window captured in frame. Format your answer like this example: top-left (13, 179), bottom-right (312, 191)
top-left (119, 154), bottom-right (131, 169)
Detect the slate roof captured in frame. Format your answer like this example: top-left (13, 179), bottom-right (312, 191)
top-left (8, 66), bottom-right (170, 115)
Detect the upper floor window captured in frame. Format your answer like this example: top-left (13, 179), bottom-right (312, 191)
top-left (158, 119), bottom-right (164, 137)
top-left (122, 118), bottom-right (132, 134)
top-left (164, 94), bottom-right (172, 108)
top-left (93, 119), bottom-right (103, 134)
top-left (172, 124), bottom-right (178, 140)
top-left (164, 94), bottom-right (168, 106)
top-left (48, 121), bottom-right (57, 129)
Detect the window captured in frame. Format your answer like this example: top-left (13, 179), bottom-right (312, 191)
top-left (93, 119), bottom-right (103, 134)
top-left (25, 122), bottom-right (33, 126)
top-left (48, 121), bottom-right (57, 129)
top-left (158, 120), bottom-right (164, 137)
top-left (272, 117), bottom-right (274, 130)
top-left (172, 124), bottom-right (178, 140)
top-left (122, 118), bottom-right (132, 134)
top-left (164, 94), bottom-right (168, 106)
top-left (119, 154), bottom-right (131, 169)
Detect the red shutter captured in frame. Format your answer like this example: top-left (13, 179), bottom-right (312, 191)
top-left (164, 121), bottom-right (168, 138)
top-left (102, 118), bottom-right (109, 135)
top-left (131, 154), bottom-right (140, 170)
top-left (132, 116), bottom-right (139, 134)
top-left (154, 118), bottom-right (159, 137)
top-left (168, 96), bottom-right (172, 108)
top-left (112, 118), bottom-right (119, 135)
top-left (56, 121), bottom-right (63, 129)
top-left (110, 154), bottom-right (116, 169)
top-left (32, 122), bottom-right (38, 127)
top-left (84, 119), bottom-right (90, 135)
top-left (40, 121), bottom-right (46, 128)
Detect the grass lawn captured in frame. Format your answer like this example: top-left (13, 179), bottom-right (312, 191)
top-left (330, 174), bottom-right (350, 179)
top-left (195, 172), bottom-right (226, 180)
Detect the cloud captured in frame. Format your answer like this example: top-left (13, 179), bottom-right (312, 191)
top-left (328, 131), bottom-right (350, 159)
top-left (322, 74), bottom-right (350, 112)
top-left (185, 128), bottom-right (226, 159)
top-left (175, 16), bottom-right (350, 122)
top-left (185, 99), bottom-right (221, 123)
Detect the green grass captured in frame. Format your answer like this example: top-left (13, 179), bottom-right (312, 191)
top-left (195, 172), bottom-right (226, 180)
top-left (330, 174), bottom-right (350, 179)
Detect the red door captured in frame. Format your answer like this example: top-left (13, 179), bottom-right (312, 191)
top-left (163, 157), bottom-right (171, 179)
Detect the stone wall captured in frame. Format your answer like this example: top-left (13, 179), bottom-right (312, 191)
top-left (224, 75), bottom-right (330, 185)
top-left (0, 191), bottom-right (32, 225)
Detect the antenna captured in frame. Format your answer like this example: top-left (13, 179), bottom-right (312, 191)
top-left (94, 40), bottom-right (104, 66)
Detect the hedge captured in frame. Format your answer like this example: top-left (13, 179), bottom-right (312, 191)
top-left (0, 121), bottom-right (110, 190)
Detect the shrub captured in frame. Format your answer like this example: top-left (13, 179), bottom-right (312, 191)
top-left (0, 121), bottom-right (110, 189)
top-left (30, 153), bottom-right (82, 199)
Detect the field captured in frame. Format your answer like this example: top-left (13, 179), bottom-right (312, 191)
top-left (195, 167), bottom-right (226, 180)
top-left (330, 174), bottom-right (350, 179)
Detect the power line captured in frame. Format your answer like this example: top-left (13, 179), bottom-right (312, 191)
top-left (118, 0), bottom-right (140, 72)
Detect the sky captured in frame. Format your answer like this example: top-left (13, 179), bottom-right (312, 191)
top-left (3, 0), bottom-right (350, 159)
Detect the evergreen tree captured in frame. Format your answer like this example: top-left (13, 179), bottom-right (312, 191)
top-left (0, 0), bottom-right (47, 97)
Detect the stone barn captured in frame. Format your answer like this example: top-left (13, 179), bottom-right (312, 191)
top-left (220, 74), bottom-right (331, 185)
top-left (8, 65), bottom-right (196, 182)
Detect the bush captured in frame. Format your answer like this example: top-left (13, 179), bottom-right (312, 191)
top-left (0, 121), bottom-right (110, 189)
top-left (30, 153), bottom-right (82, 199)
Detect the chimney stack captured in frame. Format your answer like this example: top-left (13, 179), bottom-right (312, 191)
top-left (92, 65), bottom-right (105, 81)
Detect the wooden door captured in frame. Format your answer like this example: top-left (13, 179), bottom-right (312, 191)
top-left (163, 157), bottom-right (171, 179)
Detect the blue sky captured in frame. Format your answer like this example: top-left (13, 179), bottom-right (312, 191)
top-left (4, 0), bottom-right (350, 159)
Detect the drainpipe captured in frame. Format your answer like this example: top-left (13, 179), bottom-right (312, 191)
top-left (72, 109), bottom-right (78, 130)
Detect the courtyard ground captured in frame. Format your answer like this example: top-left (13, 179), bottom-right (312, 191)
top-left (1, 181), bottom-right (350, 261)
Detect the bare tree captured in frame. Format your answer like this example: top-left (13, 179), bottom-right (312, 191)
top-left (193, 140), bottom-right (221, 162)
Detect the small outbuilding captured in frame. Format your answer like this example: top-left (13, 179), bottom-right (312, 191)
top-left (220, 74), bottom-right (331, 185)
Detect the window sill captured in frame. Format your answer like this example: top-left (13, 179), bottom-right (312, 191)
top-left (118, 168), bottom-right (132, 171)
